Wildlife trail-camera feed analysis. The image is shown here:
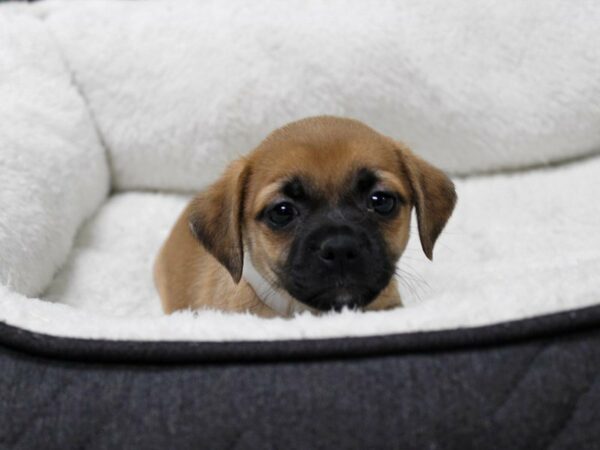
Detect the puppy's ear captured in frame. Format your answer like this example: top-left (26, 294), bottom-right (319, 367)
top-left (189, 159), bottom-right (250, 283)
top-left (396, 143), bottom-right (457, 260)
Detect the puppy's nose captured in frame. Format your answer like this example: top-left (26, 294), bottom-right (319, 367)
top-left (318, 235), bottom-right (359, 267)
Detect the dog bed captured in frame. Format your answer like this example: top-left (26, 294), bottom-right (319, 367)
top-left (1, 1), bottom-right (600, 448)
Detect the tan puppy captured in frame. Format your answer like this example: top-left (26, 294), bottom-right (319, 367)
top-left (154, 116), bottom-right (456, 317)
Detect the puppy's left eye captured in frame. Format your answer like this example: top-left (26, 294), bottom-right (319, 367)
top-left (368, 192), bottom-right (397, 216)
top-left (267, 202), bottom-right (298, 227)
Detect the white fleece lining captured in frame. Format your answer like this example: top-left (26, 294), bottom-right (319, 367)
top-left (1, 1), bottom-right (600, 342)
top-left (0, 155), bottom-right (599, 342)
top-left (38, 0), bottom-right (600, 188)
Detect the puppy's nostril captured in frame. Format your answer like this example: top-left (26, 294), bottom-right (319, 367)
top-left (321, 247), bottom-right (335, 261)
top-left (318, 236), bottom-right (359, 264)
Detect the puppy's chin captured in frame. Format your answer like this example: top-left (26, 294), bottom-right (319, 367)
top-left (285, 282), bottom-right (384, 312)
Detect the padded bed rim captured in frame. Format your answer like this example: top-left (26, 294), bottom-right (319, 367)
top-left (1, 303), bottom-right (599, 364)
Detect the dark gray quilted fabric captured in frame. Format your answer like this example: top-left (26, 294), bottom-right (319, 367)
top-left (1, 306), bottom-right (599, 449)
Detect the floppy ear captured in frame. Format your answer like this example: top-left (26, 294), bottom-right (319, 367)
top-left (396, 143), bottom-right (457, 260)
top-left (188, 159), bottom-right (250, 283)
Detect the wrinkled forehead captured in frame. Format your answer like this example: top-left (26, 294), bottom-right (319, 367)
top-left (247, 139), bottom-right (409, 212)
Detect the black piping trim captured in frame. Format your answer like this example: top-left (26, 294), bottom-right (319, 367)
top-left (1, 304), bottom-right (599, 365)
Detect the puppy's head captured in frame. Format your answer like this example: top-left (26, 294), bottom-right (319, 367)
top-left (189, 116), bottom-right (456, 312)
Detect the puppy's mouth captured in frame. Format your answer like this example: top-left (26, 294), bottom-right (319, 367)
top-left (274, 217), bottom-right (397, 312)
top-left (287, 283), bottom-right (381, 312)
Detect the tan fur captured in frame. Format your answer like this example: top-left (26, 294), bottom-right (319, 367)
top-left (154, 116), bottom-right (456, 317)
top-left (154, 203), bottom-right (277, 317)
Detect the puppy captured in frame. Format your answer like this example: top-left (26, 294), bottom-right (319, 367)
top-left (154, 116), bottom-right (456, 317)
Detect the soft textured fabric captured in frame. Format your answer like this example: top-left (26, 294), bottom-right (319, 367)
top-left (35, 0), bottom-right (600, 191)
top-left (0, 8), bottom-right (109, 297)
top-left (1, 307), bottom-right (600, 449)
top-left (0, 0), bottom-right (600, 342)
top-left (1, 4), bottom-right (599, 444)
top-left (0, 154), bottom-right (597, 341)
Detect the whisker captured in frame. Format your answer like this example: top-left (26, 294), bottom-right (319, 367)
top-left (397, 265), bottom-right (430, 289)
top-left (393, 263), bottom-right (430, 303)
top-left (395, 275), bottom-right (421, 303)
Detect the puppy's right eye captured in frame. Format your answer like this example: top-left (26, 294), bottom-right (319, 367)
top-left (267, 202), bottom-right (298, 227)
top-left (368, 191), bottom-right (397, 216)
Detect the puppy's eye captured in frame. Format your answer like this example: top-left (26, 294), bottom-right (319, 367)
top-left (368, 192), bottom-right (397, 216)
top-left (267, 202), bottom-right (298, 227)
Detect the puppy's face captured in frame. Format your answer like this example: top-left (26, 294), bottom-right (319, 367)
top-left (189, 117), bottom-right (456, 312)
top-left (244, 139), bottom-right (413, 311)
